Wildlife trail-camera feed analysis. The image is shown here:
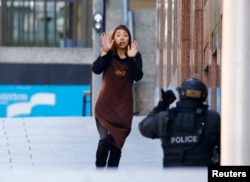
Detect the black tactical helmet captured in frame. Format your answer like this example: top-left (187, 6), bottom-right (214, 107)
top-left (177, 78), bottom-right (207, 101)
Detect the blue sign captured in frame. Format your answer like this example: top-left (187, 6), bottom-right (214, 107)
top-left (0, 85), bottom-right (91, 118)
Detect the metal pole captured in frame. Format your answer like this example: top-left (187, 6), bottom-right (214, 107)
top-left (1, 0), bottom-right (6, 45)
top-left (91, 0), bottom-right (104, 115)
top-left (44, 0), bottom-right (48, 46)
top-left (221, 0), bottom-right (250, 165)
top-left (123, 0), bottom-right (128, 24)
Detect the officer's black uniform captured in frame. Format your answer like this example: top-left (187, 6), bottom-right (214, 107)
top-left (139, 78), bottom-right (220, 167)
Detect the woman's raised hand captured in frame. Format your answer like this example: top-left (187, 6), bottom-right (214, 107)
top-left (101, 32), bottom-right (114, 52)
top-left (127, 40), bottom-right (138, 57)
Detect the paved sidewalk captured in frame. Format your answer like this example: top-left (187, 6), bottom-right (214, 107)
top-left (0, 116), bottom-right (207, 181)
top-left (0, 116), bottom-right (162, 170)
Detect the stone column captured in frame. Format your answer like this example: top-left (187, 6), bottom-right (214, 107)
top-left (221, 0), bottom-right (250, 165)
top-left (91, 0), bottom-right (104, 115)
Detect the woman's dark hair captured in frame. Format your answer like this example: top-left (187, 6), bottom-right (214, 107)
top-left (110, 25), bottom-right (132, 53)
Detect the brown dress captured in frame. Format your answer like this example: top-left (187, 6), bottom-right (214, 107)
top-left (95, 58), bottom-right (133, 149)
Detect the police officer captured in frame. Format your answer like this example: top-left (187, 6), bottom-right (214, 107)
top-left (139, 78), bottom-right (220, 166)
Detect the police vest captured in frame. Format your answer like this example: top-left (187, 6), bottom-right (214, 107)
top-left (162, 108), bottom-right (205, 148)
top-left (160, 108), bottom-right (219, 166)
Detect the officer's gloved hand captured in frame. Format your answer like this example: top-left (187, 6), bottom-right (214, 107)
top-left (161, 89), bottom-right (176, 106)
top-left (153, 89), bottom-right (176, 113)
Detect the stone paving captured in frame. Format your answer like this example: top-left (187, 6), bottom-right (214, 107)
top-left (0, 116), bottom-right (207, 182)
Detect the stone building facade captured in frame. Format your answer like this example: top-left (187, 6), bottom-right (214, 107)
top-left (0, 0), bottom-right (157, 116)
top-left (0, 0), bottom-right (223, 117)
top-left (157, 0), bottom-right (222, 112)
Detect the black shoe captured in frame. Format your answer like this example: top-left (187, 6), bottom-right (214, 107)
top-left (107, 144), bottom-right (121, 167)
top-left (95, 135), bottom-right (113, 167)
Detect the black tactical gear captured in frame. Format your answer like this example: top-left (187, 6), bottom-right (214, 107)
top-left (161, 106), bottom-right (219, 166)
top-left (139, 78), bottom-right (220, 167)
top-left (177, 78), bottom-right (207, 101)
top-left (153, 89), bottom-right (176, 113)
top-left (139, 95), bottom-right (220, 167)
